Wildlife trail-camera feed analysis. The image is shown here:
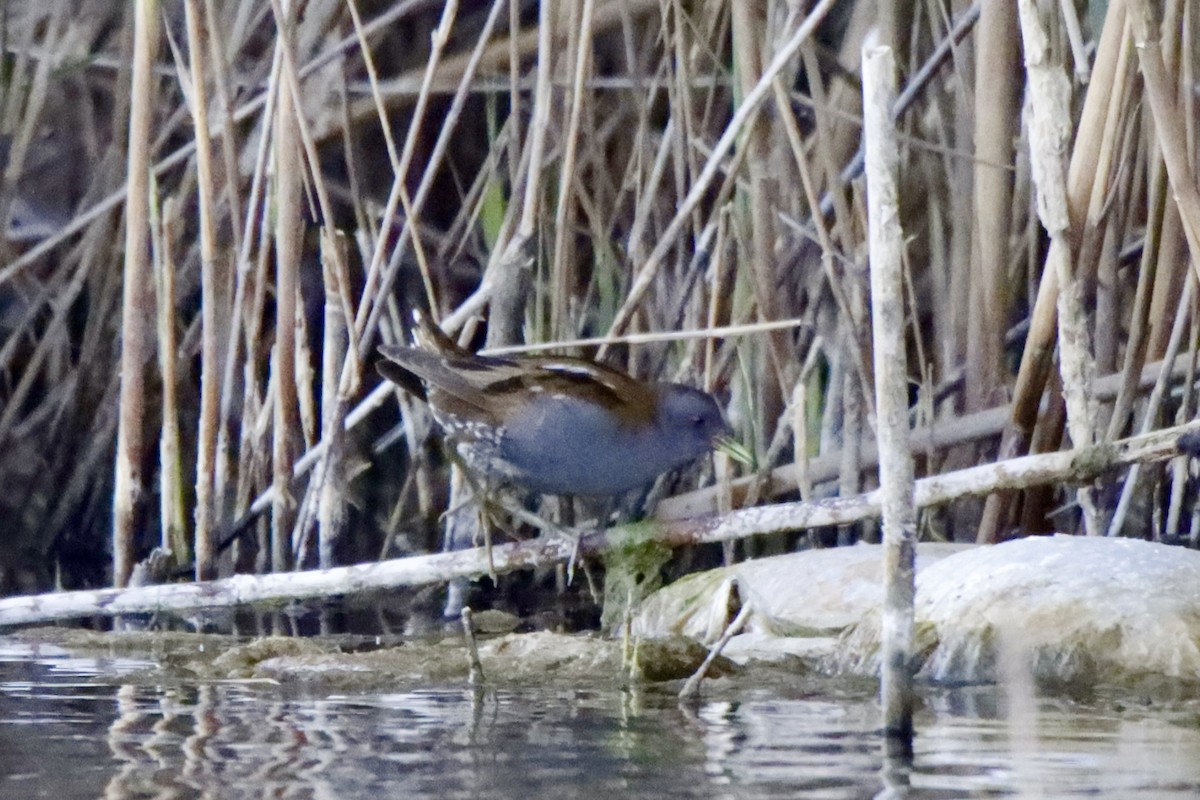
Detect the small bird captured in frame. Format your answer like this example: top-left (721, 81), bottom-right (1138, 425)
top-left (377, 312), bottom-right (732, 499)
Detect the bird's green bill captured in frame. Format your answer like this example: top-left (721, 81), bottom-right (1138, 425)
top-left (715, 436), bottom-right (755, 467)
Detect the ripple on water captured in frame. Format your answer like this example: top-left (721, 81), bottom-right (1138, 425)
top-left (2, 639), bottom-right (1200, 799)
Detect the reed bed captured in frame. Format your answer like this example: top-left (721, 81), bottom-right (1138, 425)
top-left (0, 0), bottom-right (1194, 603)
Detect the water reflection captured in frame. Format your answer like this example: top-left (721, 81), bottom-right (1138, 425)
top-left (3, 640), bottom-right (1200, 799)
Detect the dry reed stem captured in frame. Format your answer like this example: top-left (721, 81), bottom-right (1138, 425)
top-left (1104, 41), bottom-right (1155, 441)
top-left (202, 0), bottom-right (244, 254)
top-left (480, 0), bottom-right (546, 348)
top-left (977, 0), bottom-right (1129, 542)
top-left (271, 1), bottom-right (303, 573)
top-left (319, 233), bottom-right (350, 563)
top-left (1017, 0), bottom-right (1101, 535)
top-left (1132, 1), bottom-right (1200, 274)
top-left (599, 0), bottom-right (838, 356)
top-left (215, 41), bottom-right (279, 519)
top-left (362, 0), bottom-right (506, 344)
top-left (966, 0), bottom-right (1019, 413)
top-left (269, 4), bottom-right (370, 565)
top-left (112, 0), bottom-right (159, 589)
top-left (184, 0), bottom-right (223, 579)
top-left (1105, 1), bottom-right (1200, 536)
top-left (863, 42), bottom-right (915, 748)
top-left (350, 0), bottom-right (457, 327)
top-left (732, 0), bottom-right (788, 406)
top-left (550, 0), bottom-right (596, 341)
top-left (155, 198), bottom-right (187, 561)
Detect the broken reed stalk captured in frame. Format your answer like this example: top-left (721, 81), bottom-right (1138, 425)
top-left (347, 0), bottom-right (457, 327)
top-left (862, 42), bottom-right (916, 754)
top-left (112, 0), bottom-right (159, 589)
top-left (201, 0), bottom-right (244, 254)
top-left (212, 40), bottom-right (280, 554)
top-left (155, 198), bottom-right (188, 561)
top-left (678, 599), bottom-right (752, 700)
top-left (358, 0), bottom-right (503, 350)
top-left (732, 0), bottom-right (789, 399)
top-left (548, 0), bottom-right (595, 341)
top-left (459, 0), bottom-right (546, 343)
top-left (317, 232), bottom-right (350, 570)
top-left (461, 607), bottom-right (486, 687)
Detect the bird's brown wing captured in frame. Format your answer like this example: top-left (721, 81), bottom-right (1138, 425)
top-left (377, 345), bottom-right (498, 418)
top-left (378, 339), bottom-right (660, 429)
top-left (487, 357), bottom-right (658, 427)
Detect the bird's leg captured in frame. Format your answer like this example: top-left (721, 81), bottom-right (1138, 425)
top-left (499, 494), bottom-right (573, 539)
top-left (436, 439), bottom-right (493, 519)
top-left (558, 496), bottom-right (615, 587)
top-left (436, 438), bottom-right (592, 584)
top-left (438, 442), bottom-right (579, 584)
top-left (576, 496), bottom-right (616, 533)
top-left (438, 445), bottom-right (508, 583)
top-left (440, 475), bottom-right (571, 541)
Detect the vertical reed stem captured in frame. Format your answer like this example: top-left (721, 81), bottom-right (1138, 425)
top-left (185, 0), bottom-right (223, 579)
top-left (112, 0), bottom-right (159, 588)
top-left (863, 41), bottom-right (916, 754)
top-left (272, 2), bottom-right (303, 573)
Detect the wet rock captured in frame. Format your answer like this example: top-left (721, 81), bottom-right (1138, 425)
top-left (469, 609), bottom-right (521, 634)
top-left (478, 631), bottom-right (623, 678)
top-left (250, 640), bottom-right (470, 688)
top-left (209, 636), bottom-right (331, 678)
top-left (635, 536), bottom-right (1200, 693)
top-left (635, 635), bottom-right (737, 682)
top-left (633, 543), bottom-right (969, 660)
top-left (835, 535), bottom-right (1200, 691)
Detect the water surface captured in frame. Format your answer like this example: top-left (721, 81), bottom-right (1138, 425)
top-left (2, 638), bottom-right (1199, 798)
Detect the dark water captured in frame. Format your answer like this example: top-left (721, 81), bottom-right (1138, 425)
top-left (2, 639), bottom-right (1200, 799)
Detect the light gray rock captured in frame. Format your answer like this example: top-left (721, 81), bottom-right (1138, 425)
top-left (633, 542), bottom-right (969, 661)
top-left (636, 535), bottom-right (1200, 688)
top-left (836, 534), bottom-right (1200, 688)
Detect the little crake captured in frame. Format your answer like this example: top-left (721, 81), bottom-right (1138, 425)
top-left (377, 314), bottom-right (731, 498)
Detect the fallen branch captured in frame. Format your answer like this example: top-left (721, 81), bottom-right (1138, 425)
top-left (0, 419), bottom-right (1194, 627)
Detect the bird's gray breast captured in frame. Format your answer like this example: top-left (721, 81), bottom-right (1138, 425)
top-left (499, 395), bottom-right (664, 495)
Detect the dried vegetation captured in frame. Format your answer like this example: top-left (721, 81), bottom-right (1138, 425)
top-left (0, 1), bottom-right (1195, 599)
